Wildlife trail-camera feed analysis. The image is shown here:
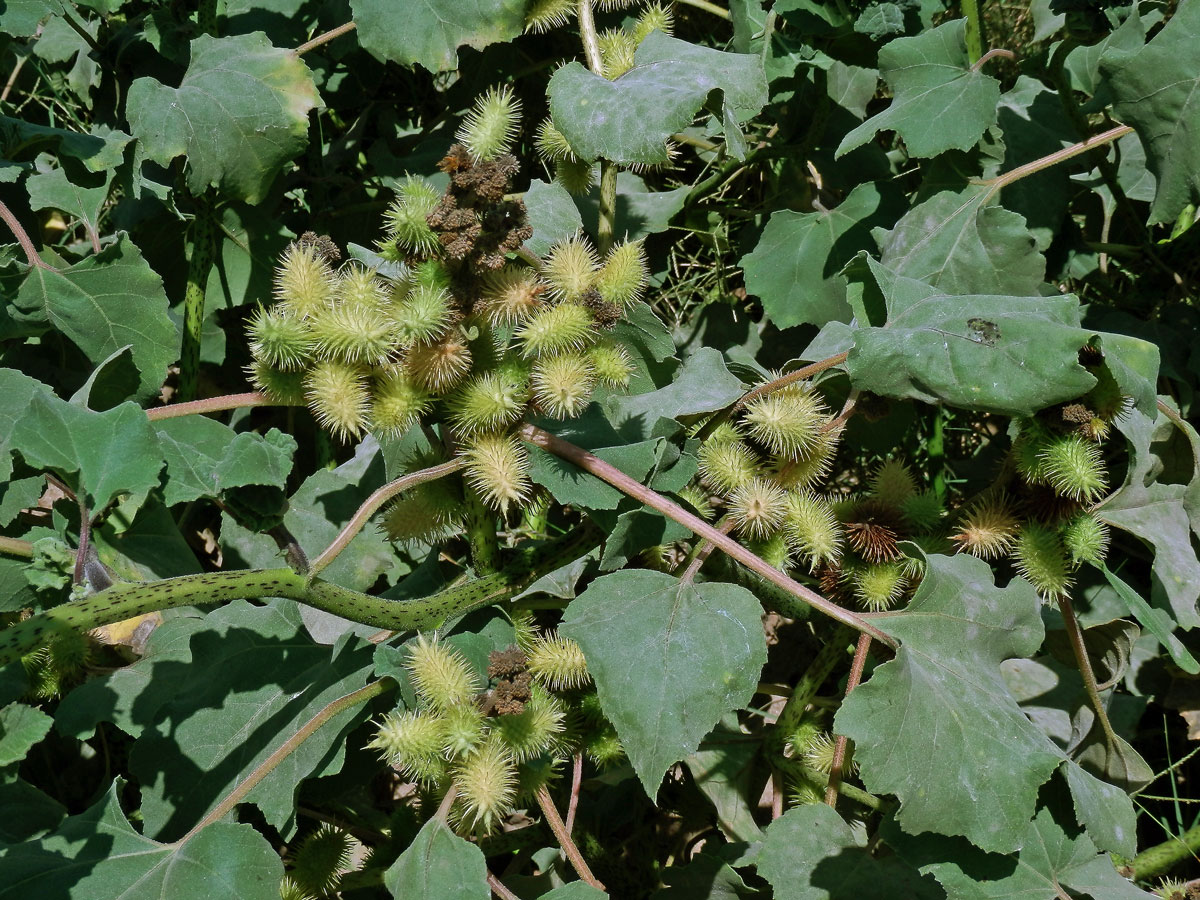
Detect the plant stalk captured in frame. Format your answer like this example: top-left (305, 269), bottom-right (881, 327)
top-left (825, 632), bottom-right (871, 808)
top-left (179, 199), bottom-right (218, 402)
top-left (536, 785), bottom-right (605, 890)
top-left (961, 0), bottom-right (984, 64)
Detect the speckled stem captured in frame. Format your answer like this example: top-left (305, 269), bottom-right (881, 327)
top-left (0, 526), bottom-right (600, 666)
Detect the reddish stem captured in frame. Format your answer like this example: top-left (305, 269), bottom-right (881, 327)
top-left (0, 198), bottom-right (56, 271)
top-left (825, 633), bottom-right (871, 808)
top-left (565, 750), bottom-right (584, 836)
top-left (145, 391), bottom-right (285, 421)
top-left (536, 785), bottom-right (605, 890)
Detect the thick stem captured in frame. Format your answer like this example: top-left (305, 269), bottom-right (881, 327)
top-left (1129, 821), bottom-right (1200, 880)
top-left (825, 633), bottom-right (871, 807)
top-left (961, 0), bottom-right (984, 64)
top-left (0, 536), bottom-right (34, 558)
top-left (676, 0), bottom-right (732, 19)
top-left (772, 627), bottom-right (853, 750)
top-left (463, 483), bottom-right (502, 576)
top-left (565, 750), bottom-right (584, 836)
top-left (295, 21), bottom-right (357, 56)
top-left (309, 460), bottom-right (465, 577)
top-left (435, 783), bottom-right (458, 823)
top-left (0, 199), bottom-right (55, 271)
top-left (596, 161), bottom-right (618, 256)
top-left (928, 409), bottom-right (947, 502)
top-left (179, 201), bottom-right (217, 402)
top-left (576, 0), bottom-right (603, 74)
top-left (970, 48), bottom-right (1014, 72)
top-left (176, 679), bottom-right (393, 844)
top-left (536, 785), bottom-right (605, 890)
top-left (145, 391), bottom-right (285, 421)
top-left (519, 424), bottom-right (897, 648)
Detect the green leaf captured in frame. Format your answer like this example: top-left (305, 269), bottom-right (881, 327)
top-left (123, 601), bottom-right (374, 840)
top-left (523, 179), bottom-right (584, 258)
top-left (882, 787), bottom-right (1153, 900)
top-left (351, 0), bottom-right (525, 72)
top-left (26, 166), bottom-right (112, 245)
top-left (742, 182), bottom-right (904, 329)
top-left (384, 817), bottom-right (489, 899)
top-left (0, 774), bottom-right (65, 843)
top-left (0, 702), bottom-right (53, 766)
top-left (578, 172), bottom-right (689, 241)
top-left (156, 418), bottom-right (296, 506)
top-left (202, 203), bottom-right (295, 314)
top-left (561, 570), bottom-right (767, 796)
top-left (834, 552), bottom-right (1063, 853)
top-left (126, 33), bottom-right (319, 203)
top-left (1095, 562), bottom-right (1199, 673)
top-left (528, 437), bottom-right (660, 511)
top-left (1061, 759), bottom-right (1138, 857)
top-left (1103, 0), bottom-right (1200, 224)
top-left (846, 258), bottom-right (1097, 416)
top-left (837, 19), bottom-right (1000, 158)
top-left (543, 885), bottom-right (609, 900)
top-left (605, 348), bottom-right (744, 438)
top-left (0, 117), bottom-right (130, 171)
top-left (0, 1), bottom-right (64, 37)
top-left (0, 780), bottom-right (282, 899)
top-left (0, 369), bottom-right (53, 482)
top-left (684, 715), bottom-right (764, 842)
top-left (549, 32), bottom-right (767, 166)
top-left (873, 184), bottom-right (1046, 296)
top-left (10, 235), bottom-right (175, 400)
top-left (10, 395), bottom-right (162, 512)
top-left (757, 804), bottom-right (942, 900)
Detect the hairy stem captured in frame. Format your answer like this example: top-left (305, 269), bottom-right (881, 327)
top-left (597, 161), bottom-right (618, 256)
top-left (295, 21), bottom-right (357, 56)
top-left (145, 391), bottom-right (289, 421)
top-left (0, 536), bottom-right (34, 558)
top-left (519, 424), bottom-right (897, 648)
top-left (309, 460), bottom-right (465, 577)
top-left (577, 0), bottom-right (602, 74)
top-left (1057, 595), bottom-right (1119, 747)
top-left (979, 125), bottom-right (1133, 199)
top-left (961, 0), bottom-right (984, 64)
top-left (179, 200), bottom-right (218, 402)
top-left (825, 633), bottom-right (870, 808)
top-left (0, 526), bottom-right (601, 666)
top-left (176, 678), bottom-right (393, 844)
top-left (487, 872), bottom-right (523, 900)
top-left (1129, 821), bottom-right (1200, 880)
top-left (0, 198), bottom-right (55, 271)
top-left (463, 483), bottom-right (502, 575)
top-left (537, 785), bottom-right (605, 890)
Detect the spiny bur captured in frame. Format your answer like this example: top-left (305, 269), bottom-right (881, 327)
top-left (463, 433), bottom-right (532, 512)
top-left (1014, 524), bottom-right (1073, 599)
top-left (595, 239), bottom-right (648, 307)
top-left (451, 736), bottom-right (518, 833)
top-left (407, 634), bottom-right (481, 713)
top-left (527, 632), bottom-right (590, 690)
top-left (456, 86), bottom-right (522, 162)
top-left (541, 233), bottom-right (599, 302)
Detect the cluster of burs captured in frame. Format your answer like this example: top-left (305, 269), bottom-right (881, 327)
top-left (246, 87), bottom-right (647, 517)
top-left (367, 629), bottom-right (619, 835)
top-left (686, 351), bottom-right (1125, 612)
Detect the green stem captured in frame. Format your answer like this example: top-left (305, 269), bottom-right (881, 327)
top-left (577, 0), bottom-right (602, 74)
top-left (771, 627), bottom-right (853, 750)
top-left (961, 0), bottom-right (983, 64)
top-left (176, 678), bottom-right (393, 843)
top-left (0, 536), bottom-right (34, 559)
top-left (597, 161), bottom-right (618, 256)
top-left (1129, 821), bottom-right (1200, 880)
top-left (462, 483), bottom-right (502, 575)
top-left (0, 527), bottom-right (600, 667)
top-left (179, 200), bottom-right (217, 403)
top-left (929, 409), bottom-right (947, 502)
top-left (1057, 595), bottom-right (1120, 749)
top-left (676, 0), bottom-right (732, 19)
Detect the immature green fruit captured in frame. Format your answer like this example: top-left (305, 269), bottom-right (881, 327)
top-left (304, 361), bottom-right (370, 441)
top-left (1062, 514), bottom-right (1110, 566)
top-left (541, 234), bottom-right (599, 302)
top-left (452, 736), bottom-right (518, 833)
top-left (527, 632), bottom-right (590, 690)
top-left (368, 709), bottom-right (448, 786)
top-left (555, 159), bottom-right (595, 195)
top-left (381, 480), bottom-right (463, 543)
top-left (290, 825), bottom-right (353, 898)
top-left (950, 494), bottom-right (1019, 560)
top-left (274, 242), bottom-right (335, 315)
top-left (370, 370), bottom-right (432, 438)
top-left (1012, 419), bottom-right (1054, 485)
top-left (279, 875), bottom-right (313, 900)
top-left (744, 384), bottom-right (828, 458)
top-left (870, 459), bottom-right (916, 506)
top-left (407, 335), bottom-right (473, 393)
top-left (750, 531), bottom-right (794, 572)
top-left (456, 86), bottom-right (522, 162)
top-left (480, 265), bottom-right (544, 327)
top-left (450, 371), bottom-right (529, 436)
top-left (463, 433), bottom-right (531, 512)
top-left (336, 265), bottom-right (388, 312)
top-left (393, 283), bottom-right (454, 347)
top-left (1014, 524), bottom-right (1073, 599)
top-left (384, 177), bottom-right (441, 257)
top-left (247, 307), bottom-right (313, 370)
top-left (770, 428), bottom-right (840, 490)
top-left (583, 723), bottom-right (625, 769)
top-left (495, 685), bottom-right (567, 762)
top-left (1081, 363), bottom-right (1128, 422)
top-left (407, 634), bottom-right (482, 713)
top-left (515, 754), bottom-right (563, 802)
top-left (599, 27), bottom-right (637, 78)
top-left (783, 491), bottom-right (842, 570)
top-left (412, 258), bottom-right (453, 292)
top-left (534, 118), bottom-right (578, 165)
top-left (1038, 434), bottom-right (1107, 502)
top-left (901, 491), bottom-right (944, 532)
top-left (633, 1), bottom-right (674, 42)
top-left (516, 302), bottom-right (595, 358)
top-left (311, 302), bottom-right (395, 366)
top-left (525, 0), bottom-right (574, 32)
top-left (532, 353), bottom-right (596, 418)
top-left (728, 477), bottom-right (789, 540)
top-left (697, 437), bottom-right (758, 494)
top-left (851, 561), bottom-right (909, 612)
top-left (441, 703), bottom-right (488, 758)
top-left (589, 342), bottom-right (634, 388)
top-left (595, 239), bottom-right (648, 307)
top-left (802, 730), bottom-right (855, 776)
top-left (247, 361), bottom-right (306, 404)
top-left (788, 772), bottom-right (826, 807)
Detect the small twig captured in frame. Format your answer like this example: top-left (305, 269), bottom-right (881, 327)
top-left (435, 783), bottom-right (458, 823)
top-left (565, 750), bottom-right (584, 836)
top-left (676, 0), bottom-right (732, 19)
top-left (536, 785), bottom-right (605, 890)
top-left (145, 391), bottom-right (287, 421)
top-left (823, 388), bottom-right (859, 433)
top-left (0, 536), bottom-right (34, 558)
top-left (977, 124), bottom-right (1133, 200)
top-left (677, 516), bottom-right (735, 583)
top-left (0, 199), bottom-right (56, 271)
top-left (771, 769), bottom-right (784, 819)
top-left (520, 424), bottom-right (897, 648)
top-left (1, 51), bottom-right (29, 104)
top-left (309, 459), bottom-right (465, 577)
top-left (295, 21), bottom-right (357, 56)
top-left (174, 678), bottom-right (393, 845)
top-left (488, 872), bottom-right (523, 900)
top-left (825, 633), bottom-right (871, 808)
top-left (970, 48), bottom-right (1014, 72)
